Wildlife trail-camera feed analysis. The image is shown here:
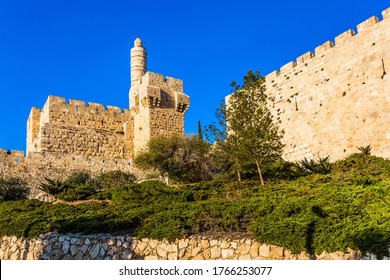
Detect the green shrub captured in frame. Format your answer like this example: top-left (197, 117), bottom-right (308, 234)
top-left (40, 177), bottom-right (68, 195)
top-left (64, 172), bottom-right (91, 186)
top-left (0, 177), bottom-right (29, 201)
top-left (93, 170), bottom-right (136, 190)
top-left (263, 159), bottom-right (305, 180)
top-left (299, 155), bottom-right (332, 174)
top-left (57, 184), bottom-right (97, 201)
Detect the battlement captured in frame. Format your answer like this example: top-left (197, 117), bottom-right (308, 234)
top-left (0, 148), bottom-right (25, 164)
top-left (140, 72), bottom-right (184, 92)
top-left (41, 96), bottom-right (130, 116)
top-left (265, 7), bottom-right (390, 81)
top-left (0, 149), bottom-right (24, 156)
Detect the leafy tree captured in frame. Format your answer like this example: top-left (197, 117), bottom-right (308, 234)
top-left (204, 100), bottom-right (243, 181)
top-left (205, 99), bottom-right (228, 143)
top-left (225, 70), bottom-right (284, 184)
top-left (133, 135), bottom-right (211, 184)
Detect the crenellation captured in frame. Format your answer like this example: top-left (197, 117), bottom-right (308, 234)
top-left (314, 40), bottom-right (334, 56)
top-left (334, 29), bottom-right (355, 46)
top-left (382, 7), bottom-right (390, 19)
top-left (87, 102), bottom-right (104, 111)
top-left (68, 99), bottom-right (86, 107)
top-left (280, 61), bottom-right (297, 73)
top-left (264, 70), bottom-right (280, 83)
top-left (296, 51), bottom-right (314, 65)
top-left (46, 96), bottom-right (66, 107)
top-left (106, 105), bottom-right (121, 114)
top-left (357, 16), bottom-right (379, 34)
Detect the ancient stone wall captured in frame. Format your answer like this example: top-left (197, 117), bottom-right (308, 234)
top-left (0, 148), bottom-right (136, 201)
top-left (27, 96), bottom-right (133, 159)
top-left (258, 8), bottom-right (390, 162)
top-left (0, 233), bottom-right (384, 260)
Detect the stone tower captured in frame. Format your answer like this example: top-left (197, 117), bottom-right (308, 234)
top-left (129, 37), bottom-right (190, 154)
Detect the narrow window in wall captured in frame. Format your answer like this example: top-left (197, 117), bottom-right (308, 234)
top-left (78, 121), bottom-right (80, 125)
top-left (382, 59), bottom-right (386, 78)
top-left (295, 98), bottom-right (298, 111)
top-left (76, 106), bottom-right (78, 112)
top-left (96, 108), bottom-right (99, 114)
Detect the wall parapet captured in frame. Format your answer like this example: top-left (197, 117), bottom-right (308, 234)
top-left (265, 7), bottom-right (390, 81)
top-left (0, 149), bottom-right (25, 163)
top-left (141, 72), bottom-right (184, 92)
top-left (41, 96), bottom-right (130, 117)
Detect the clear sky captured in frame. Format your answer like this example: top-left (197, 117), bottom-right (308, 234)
top-left (1, 0), bottom-right (389, 153)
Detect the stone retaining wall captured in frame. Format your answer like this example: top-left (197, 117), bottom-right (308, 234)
top-left (0, 233), bottom-right (384, 260)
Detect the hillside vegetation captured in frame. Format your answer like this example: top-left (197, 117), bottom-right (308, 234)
top-left (0, 153), bottom-right (389, 259)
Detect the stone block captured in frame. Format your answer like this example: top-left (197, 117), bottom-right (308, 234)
top-left (221, 248), bottom-right (235, 259)
top-left (357, 16), bottom-right (379, 34)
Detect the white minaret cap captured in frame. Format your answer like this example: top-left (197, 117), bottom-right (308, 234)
top-left (134, 37), bottom-right (142, 47)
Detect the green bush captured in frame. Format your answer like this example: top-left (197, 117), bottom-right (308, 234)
top-left (0, 177), bottom-right (29, 201)
top-left (64, 172), bottom-right (91, 186)
top-left (40, 177), bottom-right (68, 195)
top-left (93, 170), bottom-right (136, 190)
top-left (57, 184), bottom-right (97, 201)
top-left (39, 171), bottom-right (137, 201)
top-left (0, 154), bottom-right (389, 258)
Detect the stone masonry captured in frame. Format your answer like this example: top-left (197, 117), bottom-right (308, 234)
top-left (1, 233), bottom-right (386, 260)
top-left (228, 7), bottom-right (390, 162)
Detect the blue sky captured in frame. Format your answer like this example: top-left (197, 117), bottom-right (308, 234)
top-left (1, 0), bottom-right (389, 152)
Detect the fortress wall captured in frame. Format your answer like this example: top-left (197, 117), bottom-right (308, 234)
top-left (27, 96), bottom-right (134, 160)
top-left (264, 8), bottom-right (390, 161)
top-left (41, 96), bottom-right (131, 132)
top-left (38, 124), bottom-right (130, 159)
top-left (132, 103), bottom-right (152, 154)
top-left (0, 149), bottom-right (27, 176)
top-left (149, 108), bottom-right (185, 138)
top-left (0, 148), bottom-right (135, 201)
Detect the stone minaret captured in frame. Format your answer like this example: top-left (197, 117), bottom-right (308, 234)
top-left (129, 37), bottom-right (147, 108)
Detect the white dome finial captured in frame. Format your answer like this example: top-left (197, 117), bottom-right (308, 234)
top-left (134, 37), bottom-right (142, 47)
